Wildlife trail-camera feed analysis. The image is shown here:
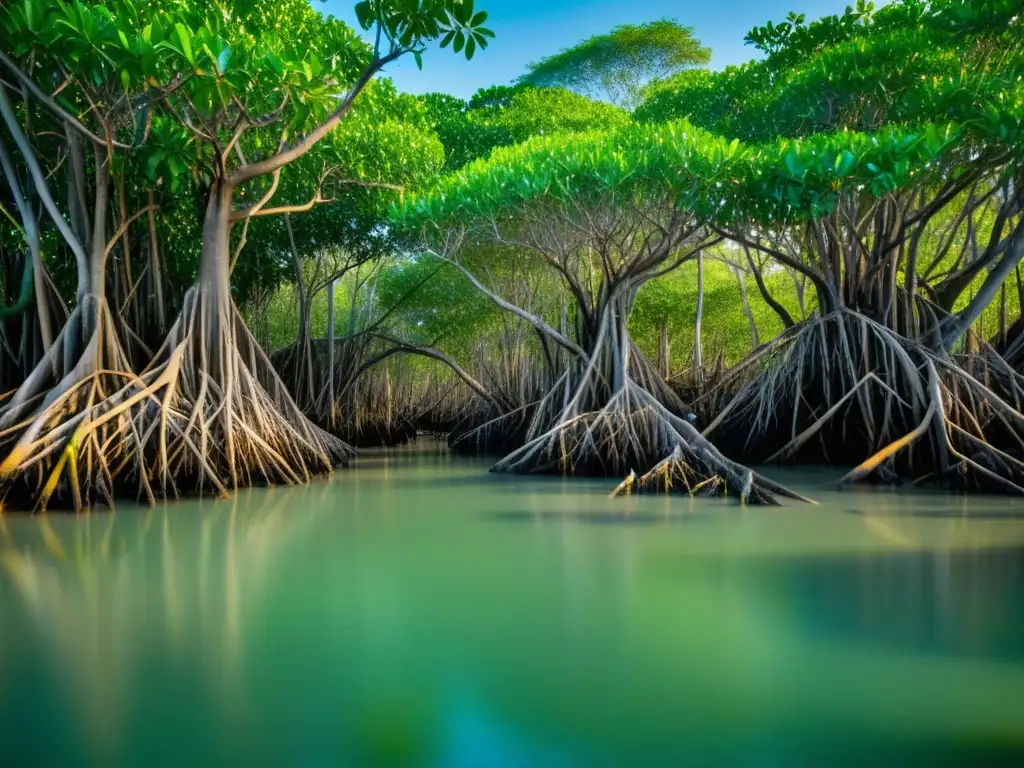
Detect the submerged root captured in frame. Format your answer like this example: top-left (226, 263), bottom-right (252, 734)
top-left (705, 309), bottom-right (1024, 494)
top-left (631, 445), bottom-right (731, 498)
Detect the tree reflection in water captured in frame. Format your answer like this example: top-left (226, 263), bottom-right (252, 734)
top-left (0, 482), bottom-right (329, 765)
top-left (3, 467), bottom-right (1024, 765)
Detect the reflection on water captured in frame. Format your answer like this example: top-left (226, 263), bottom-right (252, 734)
top-left (0, 486), bottom-right (314, 765)
top-left (1, 446), bottom-right (1024, 766)
top-left (796, 544), bottom-right (1024, 663)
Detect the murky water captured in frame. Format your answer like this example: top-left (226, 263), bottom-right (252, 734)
top-left (2, 441), bottom-right (1024, 766)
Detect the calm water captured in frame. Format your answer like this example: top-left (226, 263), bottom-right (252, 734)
top-left (2, 441), bottom-right (1024, 767)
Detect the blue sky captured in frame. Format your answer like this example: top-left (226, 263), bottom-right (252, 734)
top-left (318, 0), bottom-right (863, 99)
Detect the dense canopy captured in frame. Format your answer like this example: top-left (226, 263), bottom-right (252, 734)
top-left (519, 19), bottom-right (711, 110)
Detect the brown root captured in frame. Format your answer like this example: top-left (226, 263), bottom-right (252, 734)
top-left (0, 287), bottom-right (353, 511)
top-left (706, 309), bottom-right (1024, 494)
top-left (491, 368), bottom-right (808, 505)
top-left (132, 286), bottom-right (354, 498)
top-left (0, 296), bottom-right (148, 510)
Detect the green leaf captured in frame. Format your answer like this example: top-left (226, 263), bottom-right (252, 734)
top-left (168, 155), bottom-right (188, 176)
top-left (440, 30), bottom-right (456, 48)
top-left (414, 50), bottom-right (423, 70)
top-left (466, 35), bottom-right (476, 60)
top-left (174, 22), bottom-right (195, 66)
top-left (834, 150), bottom-right (856, 176)
top-left (354, 1), bottom-right (373, 28)
top-left (265, 51), bottom-right (284, 76)
top-left (784, 152), bottom-right (802, 178)
top-left (144, 149), bottom-right (166, 179)
top-left (143, 22), bottom-right (164, 45)
top-left (471, 11), bottom-right (488, 27)
top-left (453, 30), bottom-right (465, 54)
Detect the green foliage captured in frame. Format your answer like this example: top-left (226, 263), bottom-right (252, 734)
top-left (519, 18), bottom-right (710, 110)
top-left (743, 0), bottom-right (878, 69)
top-left (630, 255), bottom-right (805, 367)
top-left (398, 113), bottom-right (1020, 232)
top-left (420, 86), bottom-right (629, 171)
top-left (0, 0), bottom-right (494, 341)
top-left (374, 256), bottom-right (498, 350)
top-left (352, 0), bottom-right (494, 63)
top-left (477, 87), bottom-right (630, 142)
top-left (636, 0), bottom-right (1024, 141)
top-left (418, 92), bottom-right (512, 170)
top-left (0, 0), bottom-right (493, 195)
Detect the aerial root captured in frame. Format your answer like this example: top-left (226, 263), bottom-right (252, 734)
top-left (0, 298), bottom-right (155, 510)
top-left (838, 356), bottom-right (1024, 495)
top-left (700, 310), bottom-right (925, 463)
top-left (706, 308), bottom-right (1024, 493)
top-left (128, 287), bottom-right (354, 498)
top-left (0, 287), bottom-right (354, 510)
top-left (493, 373), bottom-right (808, 505)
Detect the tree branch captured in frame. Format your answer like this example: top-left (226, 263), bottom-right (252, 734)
top-left (104, 204), bottom-right (159, 257)
top-left (0, 53), bottom-right (132, 150)
top-left (427, 245), bottom-right (589, 361)
top-left (229, 49), bottom-right (405, 186)
top-left (358, 332), bottom-right (498, 406)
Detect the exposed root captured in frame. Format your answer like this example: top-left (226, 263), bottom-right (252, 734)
top-left (706, 309), bottom-right (1024, 494)
top-left (0, 287), bottom-right (353, 510)
top-left (484, 302), bottom-right (810, 505)
top-left (129, 286), bottom-right (354, 498)
top-left (608, 469), bottom-right (636, 497)
top-left (492, 369), bottom-right (807, 505)
top-left (0, 296), bottom-right (147, 510)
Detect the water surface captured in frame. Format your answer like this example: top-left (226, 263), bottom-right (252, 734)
top-left (2, 442), bottom-right (1024, 767)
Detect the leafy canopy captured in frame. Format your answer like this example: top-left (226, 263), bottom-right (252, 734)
top-left (420, 85), bottom-right (629, 170)
top-left (635, 0), bottom-right (1023, 141)
top-left (353, 0), bottom-right (494, 65)
top-left (398, 99), bottom-right (1023, 234)
top-left (519, 19), bottom-right (710, 110)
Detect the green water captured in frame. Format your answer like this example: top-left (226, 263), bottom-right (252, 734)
top-left (2, 441), bottom-right (1024, 767)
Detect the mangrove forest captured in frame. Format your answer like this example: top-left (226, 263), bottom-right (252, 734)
top-left (0, 0), bottom-right (1023, 511)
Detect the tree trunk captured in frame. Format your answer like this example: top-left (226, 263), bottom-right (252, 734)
top-left (66, 125), bottom-right (91, 258)
top-left (0, 130), bottom-right (52, 351)
top-left (199, 182), bottom-right (233, 313)
top-left (734, 265), bottom-right (759, 347)
top-left (284, 213), bottom-right (314, 408)
top-left (87, 145), bottom-right (109, 306)
top-left (693, 250), bottom-right (704, 381)
top-left (327, 277), bottom-right (336, 427)
top-left (116, 172), bottom-right (139, 333)
top-left (147, 189), bottom-right (166, 333)
top-left (658, 318), bottom-right (670, 379)
top-left (942, 221), bottom-right (1024, 351)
